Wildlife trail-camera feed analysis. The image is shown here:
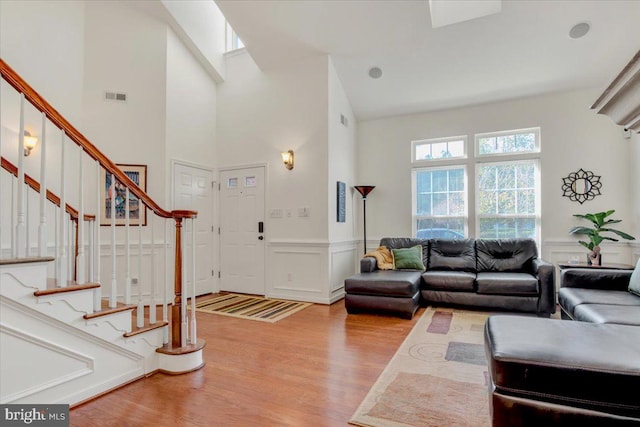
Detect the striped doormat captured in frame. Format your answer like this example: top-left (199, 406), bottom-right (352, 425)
top-left (194, 293), bottom-right (312, 323)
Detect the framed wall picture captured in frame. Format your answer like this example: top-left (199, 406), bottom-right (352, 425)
top-left (337, 181), bottom-right (346, 223)
top-left (100, 164), bottom-right (147, 226)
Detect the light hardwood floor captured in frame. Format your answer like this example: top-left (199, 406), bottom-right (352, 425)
top-left (70, 295), bottom-right (424, 427)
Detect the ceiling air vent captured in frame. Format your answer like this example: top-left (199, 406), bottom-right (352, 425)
top-left (105, 91), bottom-right (127, 102)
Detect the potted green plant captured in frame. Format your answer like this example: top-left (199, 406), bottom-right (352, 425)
top-left (569, 210), bottom-right (636, 265)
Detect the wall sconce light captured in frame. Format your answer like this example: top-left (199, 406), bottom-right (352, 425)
top-left (23, 131), bottom-right (38, 156)
top-left (281, 150), bottom-right (294, 170)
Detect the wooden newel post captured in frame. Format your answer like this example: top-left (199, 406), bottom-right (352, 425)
top-left (172, 217), bottom-right (184, 348)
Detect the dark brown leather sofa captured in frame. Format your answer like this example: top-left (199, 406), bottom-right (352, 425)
top-left (344, 237), bottom-right (555, 319)
top-left (484, 264), bottom-right (640, 426)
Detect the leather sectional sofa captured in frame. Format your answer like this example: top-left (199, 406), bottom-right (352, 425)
top-left (484, 263), bottom-right (640, 426)
top-left (344, 237), bottom-right (556, 319)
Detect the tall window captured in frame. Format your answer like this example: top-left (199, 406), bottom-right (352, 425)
top-left (413, 166), bottom-right (467, 239)
top-left (411, 127), bottom-right (541, 243)
top-left (477, 160), bottom-right (538, 239)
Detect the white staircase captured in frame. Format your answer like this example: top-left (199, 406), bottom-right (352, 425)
top-left (1, 58), bottom-right (205, 407)
top-left (0, 257), bottom-right (167, 405)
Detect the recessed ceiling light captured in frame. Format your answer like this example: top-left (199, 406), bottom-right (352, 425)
top-left (368, 67), bottom-right (383, 79)
top-left (569, 22), bottom-right (590, 39)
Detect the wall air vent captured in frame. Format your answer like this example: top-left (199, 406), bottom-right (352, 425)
top-left (340, 114), bottom-right (349, 127)
top-left (105, 91), bottom-right (127, 102)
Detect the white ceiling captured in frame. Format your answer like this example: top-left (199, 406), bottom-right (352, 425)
top-left (215, 0), bottom-right (640, 121)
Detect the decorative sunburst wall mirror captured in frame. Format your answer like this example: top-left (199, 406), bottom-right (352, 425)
top-left (562, 168), bottom-right (602, 204)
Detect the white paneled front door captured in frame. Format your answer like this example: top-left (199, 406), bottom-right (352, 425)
top-left (219, 166), bottom-right (265, 296)
top-left (173, 162), bottom-right (215, 296)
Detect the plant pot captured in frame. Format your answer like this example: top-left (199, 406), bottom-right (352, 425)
top-left (587, 253), bottom-right (601, 266)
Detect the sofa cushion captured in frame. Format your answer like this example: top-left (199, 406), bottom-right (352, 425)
top-left (629, 258), bottom-right (640, 297)
top-left (344, 271), bottom-right (421, 297)
top-left (421, 271), bottom-right (476, 291)
top-left (485, 315), bottom-right (640, 419)
top-left (476, 238), bottom-right (537, 273)
top-left (559, 288), bottom-right (640, 318)
top-left (476, 272), bottom-right (538, 295)
top-left (392, 245), bottom-right (425, 271)
top-left (380, 237), bottom-right (429, 267)
top-left (428, 238), bottom-right (476, 272)
top-left (573, 304), bottom-right (640, 326)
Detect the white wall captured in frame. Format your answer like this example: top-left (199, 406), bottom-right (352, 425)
top-left (165, 27), bottom-right (218, 201)
top-left (358, 88), bottom-right (634, 263)
top-left (217, 52), bottom-right (329, 240)
top-left (631, 132), bottom-right (640, 262)
top-left (82, 0), bottom-right (167, 205)
top-left (328, 58), bottom-right (357, 243)
top-left (0, 0), bottom-right (85, 126)
top-left (160, 0), bottom-right (227, 82)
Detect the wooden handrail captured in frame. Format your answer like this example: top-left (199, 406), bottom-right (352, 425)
top-left (0, 59), bottom-right (196, 221)
top-left (1, 156), bottom-right (95, 222)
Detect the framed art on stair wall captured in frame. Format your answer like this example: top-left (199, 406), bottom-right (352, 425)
top-left (100, 164), bottom-right (147, 226)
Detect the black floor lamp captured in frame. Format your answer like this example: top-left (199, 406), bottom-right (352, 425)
top-left (354, 185), bottom-right (375, 255)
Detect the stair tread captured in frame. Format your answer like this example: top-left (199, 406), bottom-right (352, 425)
top-left (0, 256), bottom-right (54, 265)
top-left (84, 303), bottom-right (136, 319)
top-left (123, 321), bottom-right (169, 337)
top-left (35, 282), bottom-right (100, 297)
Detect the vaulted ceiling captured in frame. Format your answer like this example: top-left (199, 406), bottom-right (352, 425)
top-left (216, 0), bottom-right (640, 121)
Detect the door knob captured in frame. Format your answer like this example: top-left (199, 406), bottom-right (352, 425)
top-left (258, 236), bottom-right (264, 240)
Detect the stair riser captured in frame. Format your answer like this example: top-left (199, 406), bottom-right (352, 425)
top-left (0, 263), bottom-right (49, 293)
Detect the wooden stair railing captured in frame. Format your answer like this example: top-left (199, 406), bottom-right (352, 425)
top-left (1, 156), bottom-right (95, 223)
top-left (0, 58), bottom-right (199, 353)
top-left (1, 156), bottom-right (94, 282)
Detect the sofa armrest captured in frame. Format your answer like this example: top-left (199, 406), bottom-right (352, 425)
top-left (360, 257), bottom-right (378, 273)
top-left (560, 268), bottom-right (632, 291)
top-left (532, 258), bottom-right (556, 314)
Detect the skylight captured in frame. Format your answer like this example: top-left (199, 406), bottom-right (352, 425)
top-left (429, 0), bottom-right (502, 29)
top-left (225, 21), bottom-right (244, 52)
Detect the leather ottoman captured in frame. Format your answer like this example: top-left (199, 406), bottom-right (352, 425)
top-left (484, 315), bottom-right (640, 426)
top-left (344, 270), bottom-right (421, 319)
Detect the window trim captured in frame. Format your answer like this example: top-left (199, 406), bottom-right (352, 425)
top-left (474, 127), bottom-right (541, 158)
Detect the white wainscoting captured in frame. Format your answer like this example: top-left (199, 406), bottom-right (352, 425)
top-left (631, 242), bottom-right (640, 264)
top-left (267, 239), bottom-right (357, 304)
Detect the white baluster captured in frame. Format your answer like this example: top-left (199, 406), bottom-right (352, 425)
top-left (58, 131), bottom-right (67, 287)
top-left (163, 218), bottom-right (169, 344)
top-left (190, 218), bottom-right (197, 344)
top-left (88, 220), bottom-right (94, 281)
top-left (15, 94), bottom-right (26, 258)
top-left (68, 213), bottom-right (74, 282)
top-left (125, 188), bottom-right (131, 304)
top-left (38, 112), bottom-right (47, 257)
top-left (137, 219), bottom-right (143, 328)
top-left (150, 215), bottom-right (156, 324)
top-left (94, 162), bottom-right (102, 312)
top-left (110, 172), bottom-right (117, 307)
top-left (25, 185), bottom-right (30, 257)
top-left (76, 145), bottom-right (85, 284)
top-left (11, 177), bottom-right (16, 258)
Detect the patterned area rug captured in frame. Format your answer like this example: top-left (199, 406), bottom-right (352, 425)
top-left (194, 293), bottom-right (312, 323)
top-left (350, 307), bottom-right (492, 427)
